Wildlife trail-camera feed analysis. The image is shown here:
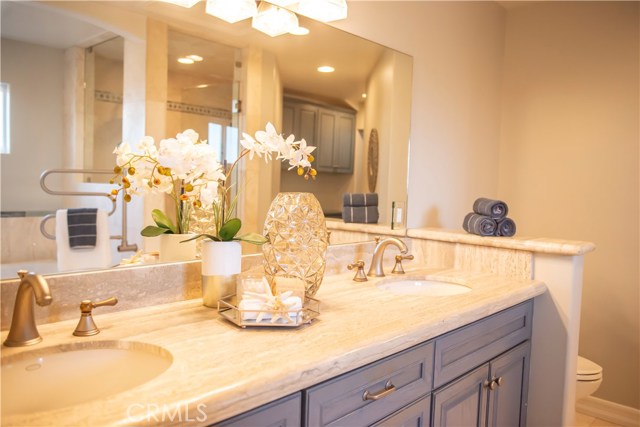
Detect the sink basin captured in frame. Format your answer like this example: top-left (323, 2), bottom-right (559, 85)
top-left (377, 278), bottom-right (471, 296)
top-left (2, 340), bottom-right (172, 416)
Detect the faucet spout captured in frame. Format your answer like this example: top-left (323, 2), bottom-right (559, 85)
top-left (3, 270), bottom-right (52, 347)
top-left (367, 237), bottom-right (408, 277)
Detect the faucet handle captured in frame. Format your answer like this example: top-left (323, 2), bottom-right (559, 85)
top-left (73, 297), bottom-right (118, 337)
top-left (391, 254), bottom-right (414, 275)
top-left (347, 260), bottom-right (368, 282)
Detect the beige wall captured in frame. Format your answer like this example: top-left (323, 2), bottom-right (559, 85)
top-left (498, 2), bottom-right (639, 409)
top-left (337, 0), bottom-right (639, 410)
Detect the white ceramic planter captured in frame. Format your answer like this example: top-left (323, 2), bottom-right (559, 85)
top-left (201, 240), bottom-right (241, 308)
top-left (158, 234), bottom-right (197, 263)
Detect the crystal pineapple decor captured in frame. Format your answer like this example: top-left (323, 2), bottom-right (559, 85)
top-left (262, 193), bottom-right (329, 299)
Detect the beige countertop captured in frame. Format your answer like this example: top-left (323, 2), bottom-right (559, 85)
top-left (1, 268), bottom-right (546, 426)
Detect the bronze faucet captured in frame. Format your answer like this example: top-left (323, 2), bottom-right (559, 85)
top-left (3, 270), bottom-right (52, 347)
top-left (367, 237), bottom-right (409, 277)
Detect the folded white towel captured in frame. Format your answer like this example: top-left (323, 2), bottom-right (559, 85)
top-left (56, 209), bottom-right (112, 272)
top-left (238, 296), bottom-right (303, 322)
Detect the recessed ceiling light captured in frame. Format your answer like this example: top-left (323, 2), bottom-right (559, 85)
top-left (361, 93), bottom-right (367, 99)
top-left (317, 65), bottom-right (335, 73)
top-left (178, 57), bottom-right (195, 64)
top-left (196, 84), bottom-right (210, 88)
top-left (289, 26), bottom-right (310, 36)
top-left (186, 54), bottom-right (203, 62)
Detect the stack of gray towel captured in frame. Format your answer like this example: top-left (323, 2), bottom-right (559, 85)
top-left (463, 198), bottom-right (516, 237)
top-left (342, 193), bottom-right (379, 224)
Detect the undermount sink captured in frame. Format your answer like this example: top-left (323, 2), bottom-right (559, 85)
top-left (2, 340), bottom-right (172, 416)
top-left (377, 277), bottom-right (471, 296)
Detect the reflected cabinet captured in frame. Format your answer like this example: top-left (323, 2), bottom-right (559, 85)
top-left (283, 97), bottom-right (356, 174)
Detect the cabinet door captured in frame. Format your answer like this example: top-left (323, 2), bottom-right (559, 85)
top-left (215, 393), bottom-right (301, 427)
top-left (332, 113), bottom-right (355, 173)
top-left (372, 395), bottom-right (431, 427)
top-left (316, 110), bottom-right (336, 171)
top-left (432, 364), bottom-right (490, 427)
top-left (487, 342), bottom-right (530, 427)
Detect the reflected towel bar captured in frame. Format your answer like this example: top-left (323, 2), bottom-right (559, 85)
top-left (39, 169), bottom-right (138, 252)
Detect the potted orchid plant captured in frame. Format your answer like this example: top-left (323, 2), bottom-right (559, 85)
top-left (112, 123), bottom-right (316, 247)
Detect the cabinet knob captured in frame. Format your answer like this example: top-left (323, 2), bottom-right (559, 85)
top-left (496, 376), bottom-right (504, 387)
top-left (363, 380), bottom-right (396, 401)
top-left (484, 379), bottom-right (498, 390)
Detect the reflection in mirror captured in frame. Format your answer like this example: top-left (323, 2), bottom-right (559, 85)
top-left (0, 0), bottom-right (412, 279)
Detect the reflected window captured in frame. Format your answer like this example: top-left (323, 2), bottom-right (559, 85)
top-left (1, 82), bottom-right (10, 154)
top-left (208, 122), bottom-right (238, 165)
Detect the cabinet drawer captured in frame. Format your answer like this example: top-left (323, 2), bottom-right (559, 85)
top-left (305, 341), bottom-right (434, 427)
top-left (434, 301), bottom-right (533, 388)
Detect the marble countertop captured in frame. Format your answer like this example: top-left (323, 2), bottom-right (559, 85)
top-left (1, 268), bottom-right (546, 426)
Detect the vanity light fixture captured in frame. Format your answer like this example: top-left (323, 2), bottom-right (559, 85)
top-left (205, 0), bottom-right (257, 24)
top-left (252, 2), bottom-right (299, 37)
top-left (317, 65), bottom-right (335, 73)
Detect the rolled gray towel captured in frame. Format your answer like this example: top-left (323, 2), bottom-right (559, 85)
top-left (496, 217), bottom-right (516, 237)
top-left (473, 197), bottom-right (508, 219)
top-left (342, 206), bottom-right (379, 224)
top-left (463, 212), bottom-right (497, 236)
top-left (342, 193), bottom-right (379, 207)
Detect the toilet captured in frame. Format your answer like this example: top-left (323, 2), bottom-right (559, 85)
top-left (576, 356), bottom-right (603, 400)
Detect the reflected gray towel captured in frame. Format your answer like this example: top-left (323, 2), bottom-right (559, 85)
top-left (463, 212), bottom-right (497, 236)
top-left (342, 193), bottom-right (379, 207)
top-left (342, 206), bottom-right (379, 224)
top-left (67, 208), bottom-right (97, 248)
top-left (496, 218), bottom-right (516, 237)
top-left (473, 197), bottom-right (508, 219)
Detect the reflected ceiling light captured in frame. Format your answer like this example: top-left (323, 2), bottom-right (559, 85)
top-left (361, 93), bottom-right (367, 99)
top-left (178, 57), bottom-right (195, 64)
top-left (289, 26), bottom-right (310, 36)
top-left (317, 65), bottom-right (335, 73)
top-left (252, 2), bottom-right (299, 37)
top-left (205, 0), bottom-right (257, 23)
top-left (297, 0), bottom-right (348, 23)
top-left (159, 0), bottom-right (199, 7)
top-left (186, 54), bottom-right (204, 62)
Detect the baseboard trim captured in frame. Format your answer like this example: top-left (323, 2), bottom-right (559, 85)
top-left (576, 396), bottom-right (640, 427)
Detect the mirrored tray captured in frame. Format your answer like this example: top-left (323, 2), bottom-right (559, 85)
top-left (217, 295), bottom-right (320, 328)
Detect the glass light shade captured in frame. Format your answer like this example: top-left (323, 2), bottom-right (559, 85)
top-left (159, 0), bottom-right (200, 7)
top-left (297, 0), bottom-right (347, 22)
top-left (252, 2), bottom-right (299, 37)
top-left (205, 0), bottom-right (257, 23)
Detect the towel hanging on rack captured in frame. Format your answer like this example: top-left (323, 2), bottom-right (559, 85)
top-left (67, 208), bottom-right (98, 248)
top-left (56, 209), bottom-right (112, 272)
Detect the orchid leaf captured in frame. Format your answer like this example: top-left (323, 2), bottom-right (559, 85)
top-left (151, 209), bottom-right (177, 234)
top-left (235, 232), bottom-right (268, 245)
top-left (219, 218), bottom-right (241, 241)
top-left (141, 225), bottom-right (171, 237)
top-left (180, 234), bottom-right (220, 243)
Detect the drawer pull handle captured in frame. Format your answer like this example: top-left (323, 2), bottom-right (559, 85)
top-left (363, 380), bottom-right (396, 401)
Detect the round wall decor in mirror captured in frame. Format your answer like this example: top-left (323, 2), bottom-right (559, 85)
top-left (368, 128), bottom-right (379, 193)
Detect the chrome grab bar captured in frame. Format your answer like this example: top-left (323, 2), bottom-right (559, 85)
top-left (39, 169), bottom-right (138, 252)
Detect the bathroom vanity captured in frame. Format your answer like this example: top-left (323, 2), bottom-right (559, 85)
top-left (1, 229), bottom-right (595, 426)
top-left (220, 300), bottom-right (532, 427)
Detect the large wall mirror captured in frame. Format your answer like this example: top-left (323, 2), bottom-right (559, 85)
top-left (0, 0), bottom-right (412, 280)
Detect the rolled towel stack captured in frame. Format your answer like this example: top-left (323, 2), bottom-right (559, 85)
top-left (462, 197), bottom-right (516, 237)
top-left (342, 193), bottom-right (379, 224)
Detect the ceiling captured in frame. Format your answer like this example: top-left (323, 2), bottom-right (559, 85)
top-left (1, 1), bottom-right (386, 107)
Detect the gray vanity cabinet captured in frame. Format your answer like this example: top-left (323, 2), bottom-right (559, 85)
top-left (432, 342), bottom-right (530, 427)
top-left (215, 301), bottom-right (533, 427)
top-left (282, 98), bottom-right (356, 174)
